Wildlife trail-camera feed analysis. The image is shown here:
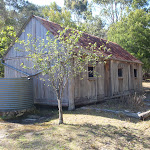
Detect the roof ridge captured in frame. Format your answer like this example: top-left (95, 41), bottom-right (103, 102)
top-left (33, 15), bottom-right (63, 27)
top-left (34, 15), bottom-right (109, 43)
top-left (3, 15), bottom-right (142, 64)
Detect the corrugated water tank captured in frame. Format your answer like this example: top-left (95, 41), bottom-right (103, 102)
top-left (0, 78), bottom-right (33, 111)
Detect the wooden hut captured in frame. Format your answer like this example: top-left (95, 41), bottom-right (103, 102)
top-left (2, 15), bottom-right (143, 110)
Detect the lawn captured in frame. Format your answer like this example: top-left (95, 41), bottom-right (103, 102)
top-left (0, 82), bottom-right (150, 150)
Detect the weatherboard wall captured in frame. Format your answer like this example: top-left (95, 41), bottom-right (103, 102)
top-left (4, 17), bottom-right (69, 106)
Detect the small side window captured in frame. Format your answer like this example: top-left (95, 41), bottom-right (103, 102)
top-left (134, 69), bottom-right (137, 77)
top-left (118, 68), bottom-right (123, 77)
top-left (88, 67), bottom-right (94, 77)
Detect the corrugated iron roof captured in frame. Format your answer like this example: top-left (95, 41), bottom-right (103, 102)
top-left (4, 15), bottom-right (142, 64)
top-left (35, 16), bottom-right (142, 64)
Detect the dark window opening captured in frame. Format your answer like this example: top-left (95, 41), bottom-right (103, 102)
top-left (88, 67), bottom-right (94, 77)
top-left (118, 68), bottom-right (123, 77)
top-left (134, 69), bottom-right (137, 77)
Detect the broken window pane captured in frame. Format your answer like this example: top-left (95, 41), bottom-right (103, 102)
top-left (88, 67), bottom-right (94, 77)
top-left (118, 68), bottom-right (123, 77)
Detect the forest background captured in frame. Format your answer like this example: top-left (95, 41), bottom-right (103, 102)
top-left (0, 0), bottom-right (150, 77)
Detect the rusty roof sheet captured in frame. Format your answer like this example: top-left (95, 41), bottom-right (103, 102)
top-left (35, 16), bottom-right (142, 64)
top-left (5, 15), bottom-right (141, 64)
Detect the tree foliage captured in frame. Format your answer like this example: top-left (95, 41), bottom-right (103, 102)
top-left (64, 0), bottom-right (88, 16)
top-left (79, 13), bottom-right (106, 38)
top-left (42, 2), bottom-right (76, 28)
top-left (0, 0), bottom-right (43, 31)
top-left (64, 0), bottom-right (88, 23)
top-left (108, 9), bottom-right (150, 72)
top-left (93, 0), bottom-right (149, 23)
top-left (0, 26), bottom-right (16, 77)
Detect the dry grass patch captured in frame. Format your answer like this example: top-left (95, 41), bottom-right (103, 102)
top-left (0, 108), bottom-right (150, 150)
top-left (0, 82), bottom-right (149, 150)
top-left (142, 82), bottom-right (150, 89)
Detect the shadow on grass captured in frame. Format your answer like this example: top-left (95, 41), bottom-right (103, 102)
top-left (1, 104), bottom-right (149, 149)
top-left (2, 94), bottom-right (150, 126)
top-left (3, 103), bottom-right (149, 125)
top-left (4, 121), bottom-right (150, 150)
top-left (3, 106), bottom-right (59, 124)
top-left (67, 123), bottom-right (150, 149)
top-left (65, 108), bottom-right (143, 123)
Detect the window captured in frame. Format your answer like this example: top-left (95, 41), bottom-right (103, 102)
top-left (134, 69), bottom-right (137, 77)
top-left (118, 68), bottom-right (123, 77)
top-left (88, 67), bottom-right (94, 77)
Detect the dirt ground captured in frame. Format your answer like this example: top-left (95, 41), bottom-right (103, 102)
top-left (142, 81), bottom-right (150, 91)
top-left (143, 81), bottom-right (150, 101)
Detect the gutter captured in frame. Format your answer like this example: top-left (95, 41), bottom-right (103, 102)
top-left (0, 59), bottom-right (31, 77)
top-left (0, 59), bottom-right (42, 77)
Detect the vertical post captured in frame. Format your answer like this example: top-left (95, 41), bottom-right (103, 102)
top-left (68, 77), bottom-right (75, 110)
top-left (68, 58), bottom-right (75, 110)
top-left (109, 60), bottom-right (112, 96)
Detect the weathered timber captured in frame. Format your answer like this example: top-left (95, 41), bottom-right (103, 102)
top-left (80, 107), bottom-right (140, 119)
top-left (138, 110), bottom-right (150, 120)
top-left (81, 107), bottom-right (150, 120)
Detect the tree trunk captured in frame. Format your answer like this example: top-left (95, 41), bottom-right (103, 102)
top-left (111, 0), bottom-right (114, 23)
top-left (115, 1), bottom-right (118, 22)
top-left (58, 98), bottom-right (63, 124)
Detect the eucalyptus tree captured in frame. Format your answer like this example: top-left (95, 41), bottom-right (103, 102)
top-left (108, 9), bottom-right (150, 72)
top-left (42, 2), bottom-right (76, 28)
top-left (18, 28), bottom-right (110, 124)
top-left (93, 0), bottom-right (149, 23)
top-left (0, 0), bottom-right (42, 31)
top-left (79, 12), bottom-right (106, 38)
top-left (64, 0), bottom-right (88, 24)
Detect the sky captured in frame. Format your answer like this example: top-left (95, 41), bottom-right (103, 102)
top-left (28, 0), bottom-right (64, 7)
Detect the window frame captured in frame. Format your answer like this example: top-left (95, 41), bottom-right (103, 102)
top-left (88, 66), bottom-right (94, 78)
top-left (134, 69), bottom-right (137, 78)
top-left (88, 66), bottom-right (96, 80)
top-left (118, 68), bottom-right (123, 78)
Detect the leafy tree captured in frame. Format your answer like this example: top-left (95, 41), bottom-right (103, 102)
top-left (132, 0), bottom-right (149, 9)
top-left (0, 0), bottom-right (43, 31)
top-left (79, 12), bottom-right (106, 38)
top-left (93, 0), bottom-right (149, 23)
top-left (0, 26), bottom-right (16, 77)
top-left (64, 1), bottom-right (106, 38)
top-left (18, 28), bottom-right (109, 124)
top-left (0, 0), bottom-right (14, 28)
top-left (65, 0), bottom-right (88, 15)
top-left (42, 2), bottom-right (76, 28)
top-left (13, 1), bottom-right (43, 30)
top-left (107, 9), bottom-right (150, 72)
top-left (64, 0), bottom-right (88, 24)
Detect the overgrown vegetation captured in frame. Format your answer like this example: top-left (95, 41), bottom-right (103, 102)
top-left (120, 93), bottom-right (146, 111)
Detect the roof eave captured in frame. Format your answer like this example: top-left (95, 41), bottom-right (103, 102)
top-left (109, 57), bottom-right (143, 64)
